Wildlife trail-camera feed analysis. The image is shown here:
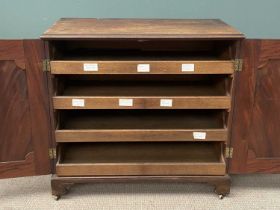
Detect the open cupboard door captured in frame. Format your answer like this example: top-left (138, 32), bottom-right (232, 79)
top-left (0, 40), bottom-right (52, 178)
top-left (229, 40), bottom-right (280, 173)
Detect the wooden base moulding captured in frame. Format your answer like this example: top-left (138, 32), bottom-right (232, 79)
top-left (51, 174), bottom-right (231, 200)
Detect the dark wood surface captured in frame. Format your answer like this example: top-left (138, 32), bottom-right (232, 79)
top-left (0, 40), bottom-right (35, 178)
top-left (60, 80), bottom-right (227, 96)
top-left (0, 40), bottom-right (51, 178)
top-left (60, 142), bottom-right (221, 163)
top-left (41, 18), bottom-right (244, 40)
top-left (60, 110), bottom-right (224, 129)
top-left (23, 40), bottom-right (52, 175)
top-left (229, 40), bottom-right (280, 173)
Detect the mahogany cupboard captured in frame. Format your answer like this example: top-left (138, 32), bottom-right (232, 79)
top-left (0, 19), bottom-right (280, 199)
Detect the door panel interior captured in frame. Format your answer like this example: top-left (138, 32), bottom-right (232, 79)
top-left (229, 40), bottom-right (280, 173)
top-left (0, 40), bottom-right (51, 178)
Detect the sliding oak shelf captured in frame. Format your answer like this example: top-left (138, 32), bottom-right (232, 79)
top-left (50, 60), bottom-right (235, 75)
top-left (53, 77), bottom-right (231, 109)
top-left (56, 142), bottom-right (225, 176)
top-left (41, 18), bottom-right (244, 200)
top-left (55, 110), bottom-right (227, 142)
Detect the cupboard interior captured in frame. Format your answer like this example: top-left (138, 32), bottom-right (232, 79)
top-left (58, 142), bottom-right (223, 164)
top-left (49, 40), bottom-right (237, 60)
top-left (57, 110), bottom-right (227, 130)
top-left (55, 75), bottom-right (232, 97)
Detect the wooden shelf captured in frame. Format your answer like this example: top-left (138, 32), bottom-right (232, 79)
top-left (56, 142), bottom-right (226, 176)
top-left (56, 110), bottom-right (227, 142)
top-left (53, 79), bottom-right (231, 109)
top-left (50, 60), bottom-right (234, 75)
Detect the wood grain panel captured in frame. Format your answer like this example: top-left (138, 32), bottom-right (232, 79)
top-left (229, 40), bottom-right (280, 173)
top-left (0, 40), bottom-right (25, 69)
top-left (23, 40), bottom-right (52, 175)
top-left (0, 153), bottom-right (35, 179)
top-left (0, 40), bottom-right (52, 178)
top-left (0, 60), bottom-right (32, 162)
top-left (0, 41), bottom-right (35, 178)
top-left (50, 60), bottom-right (234, 74)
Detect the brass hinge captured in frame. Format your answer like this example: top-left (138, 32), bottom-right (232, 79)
top-left (48, 148), bottom-right (56, 159)
top-left (234, 59), bottom-right (243, 72)
top-left (43, 59), bottom-right (50, 72)
top-left (225, 147), bottom-right (234, 159)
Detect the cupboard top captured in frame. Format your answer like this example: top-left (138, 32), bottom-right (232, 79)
top-left (41, 18), bottom-right (244, 40)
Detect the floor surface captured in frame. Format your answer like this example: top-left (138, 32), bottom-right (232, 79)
top-left (0, 174), bottom-right (280, 210)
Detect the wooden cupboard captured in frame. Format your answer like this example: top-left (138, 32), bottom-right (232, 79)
top-left (0, 19), bottom-right (279, 200)
top-left (42, 18), bottom-right (243, 199)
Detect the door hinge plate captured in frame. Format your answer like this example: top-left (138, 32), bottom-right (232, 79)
top-left (225, 147), bottom-right (233, 159)
top-left (43, 59), bottom-right (50, 72)
top-left (49, 148), bottom-right (56, 159)
top-left (234, 59), bottom-right (243, 72)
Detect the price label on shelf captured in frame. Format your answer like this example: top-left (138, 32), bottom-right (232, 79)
top-left (160, 99), bottom-right (173, 107)
top-left (119, 99), bottom-right (133, 107)
top-left (137, 64), bottom-right (150, 72)
top-left (193, 132), bottom-right (206, 140)
top-left (181, 64), bottom-right (195, 72)
top-left (83, 63), bottom-right (98, 71)
top-left (72, 99), bottom-right (85, 107)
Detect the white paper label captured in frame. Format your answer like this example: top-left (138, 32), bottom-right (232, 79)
top-left (137, 64), bottom-right (150, 72)
top-left (119, 99), bottom-right (133, 107)
top-left (193, 132), bottom-right (206, 140)
top-left (182, 64), bottom-right (195, 72)
top-left (160, 99), bottom-right (173, 107)
top-left (83, 63), bottom-right (98, 71)
top-left (72, 99), bottom-right (85, 107)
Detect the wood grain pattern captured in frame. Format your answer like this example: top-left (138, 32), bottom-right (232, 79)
top-left (0, 152), bottom-right (35, 179)
top-left (50, 60), bottom-right (234, 74)
top-left (23, 40), bottom-right (52, 175)
top-left (0, 40), bottom-right (52, 179)
top-left (0, 40), bottom-right (25, 69)
top-left (0, 41), bottom-right (34, 178)
top-left (44, 40), bottom-right (57, 173)
top-left (0, 60), bottom-right (32, 161)
top-left (53, 96), bottom-right (231, 109)
top-left (229, 40), bottom-right (280, 173)
top-left (41, 18), bottom-right (244, 39)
